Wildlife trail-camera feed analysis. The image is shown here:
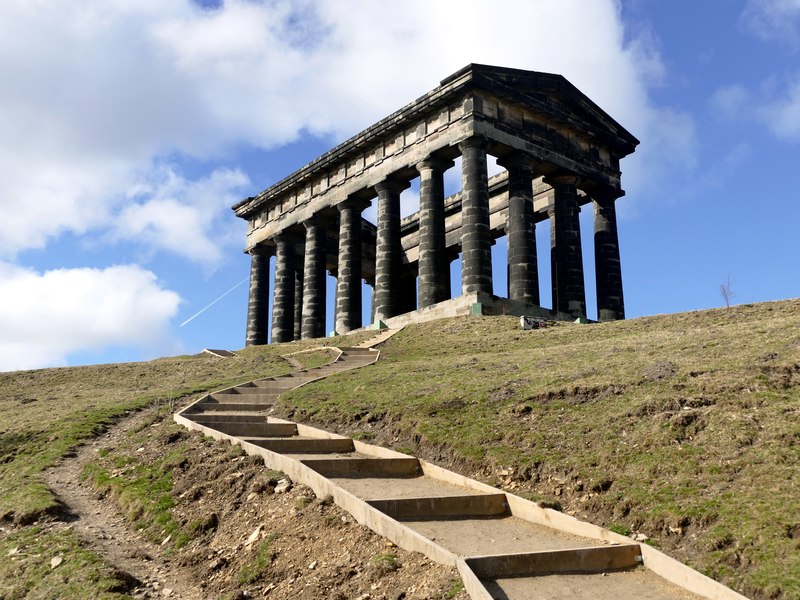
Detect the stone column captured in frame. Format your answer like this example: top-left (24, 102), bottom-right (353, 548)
top-left (293, 250), bottom-right (304, 341)
top-left (546, 174), bottom-right (586, 319)
top-left (594, 194), bottom-right (625, 321)
top-left (498, 154), bottom-right (538, 305)
top-left (301, 217), bottom-right (327, 339)
top-left (335, 198), bottom-right (367, 334)
top-left (459, 136), bottom-right (492, 295)
top-left (416, 157), bottom-right (453, 307)
top-left (245, 245), bottom-right (273, 346)
top-left (271, 233), bottom-right (296, 343)
top-left (373, 179), bottom-right (409, 322)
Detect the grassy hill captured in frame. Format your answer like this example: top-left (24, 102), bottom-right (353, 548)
top-left (277, 299), bottom-right (800, 599)
top-left (0, 300), bottom-right (797, 598)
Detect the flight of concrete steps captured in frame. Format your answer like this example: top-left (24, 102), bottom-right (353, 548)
top-left (175, 331), bottom-right (748, 600)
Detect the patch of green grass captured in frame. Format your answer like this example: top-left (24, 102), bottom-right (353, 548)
top-left (0, 525), bottom-right (132, 599)
top-left (83, 457), bottom-right (190, 549)
top-left (238, 533), bottom-right (279, 584)
top-left (294, 495), bottom-right (312, 510)
top-left (608, 524), bottom-right (632, 536)
top-left (291, 348), bottom-right (339, 370)
top-left (369, 552), bottom-right (399, 573)
top-left (446, 579), bottom-right (465, 598)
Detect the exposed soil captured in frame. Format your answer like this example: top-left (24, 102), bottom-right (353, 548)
top-left (44, 405), bottom-right (466, 600)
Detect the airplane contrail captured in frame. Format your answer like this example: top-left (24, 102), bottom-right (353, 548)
top-left (180, 277), bottom-right (249, 327)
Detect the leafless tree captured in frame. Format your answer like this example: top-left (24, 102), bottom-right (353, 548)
top-left (720, 274), bottom-right (735, 309)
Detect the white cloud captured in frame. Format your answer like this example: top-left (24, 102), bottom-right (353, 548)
top-left (708, 77), bottom-right (800, 142)
top-left (709, 85), bottom-right (751, 120)
top-left (0, 0), bottom-right (691, 258)
top-left (0, 0), bottom-right (697, 368)
top-left (759, 76), bottom-right (800, 139)
top-left (0, 263), bottom-right (180, 372)
top-left (111, 166), bottom-right (249, 266)
top-left (741, 0), bottom-right (800, 48)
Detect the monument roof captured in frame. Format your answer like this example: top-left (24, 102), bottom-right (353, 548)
top-left (234, 64), bottom-right (639, 217)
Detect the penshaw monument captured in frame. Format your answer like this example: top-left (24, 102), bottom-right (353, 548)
top-left (233, 64), bottom-right (639, 345)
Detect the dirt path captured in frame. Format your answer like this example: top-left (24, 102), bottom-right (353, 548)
top-left (44, 410), bottom-right (204, 599)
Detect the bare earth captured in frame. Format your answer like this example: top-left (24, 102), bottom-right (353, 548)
top-left (43, 407), bottom-right (467, 599)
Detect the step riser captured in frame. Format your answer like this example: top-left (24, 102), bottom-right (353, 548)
top-left (243, 438), bottom-right (355, 453)
top-left (191, 414), bottom-right (268, 423)
top-left (466, 544), bottom-right (642, 579)
top-left (301, 458), bottom-right (421, 478)
top-left (210, 392), bottom-right (279, 402)
top-left (194, 422), bottom-right (298, 437)
top-left (368, 494), bottom-right (509, 519)
top-left (196, 403), bottom-right (273, 412)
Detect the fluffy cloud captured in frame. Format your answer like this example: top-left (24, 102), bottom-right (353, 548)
top-left (0, 0), bottom-right (696, 369)
top-left (110, 166), bottom-right (250, 266)
top-left (709, 84), bottom-right (751, 120)
top-left (759, 76), bottom-right (800, 139)
top-left (0, 263), bottom-right (180, 372)
top-left (708, 77), bottom-right (800, 142)
top-left (741, 0), bottom-right (800, 47)
top-left (0, 0), bottom-right (690, 258)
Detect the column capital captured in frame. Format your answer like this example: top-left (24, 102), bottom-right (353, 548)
top-left (247, 244), bottom-right (274, 257)
top-left (416, 156), bottom-right (454, 174)
top-left (336, 196), bottom-right (371, 213)
top-left (589, 186), bottom-right (625, 204)
top-left (544, 172), bottom-right (581, 187)
top-left (458, 134), bottom-right (489, 152)
top-left (495, 152), bottom-right (535, 173)
top-left (273, 229), bottom-right (302, 244)
top-left (374, 177), bottom-right (410, 195)
top-left (303, 213), bottom-right (330, 230)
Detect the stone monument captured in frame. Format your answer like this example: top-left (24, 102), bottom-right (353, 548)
top-left (234, 64), bottom-right (639, 345)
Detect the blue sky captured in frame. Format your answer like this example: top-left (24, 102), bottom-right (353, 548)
top-left (1, 0), bottom-right (798, 372)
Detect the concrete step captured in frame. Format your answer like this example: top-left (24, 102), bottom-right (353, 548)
top-left (231, 385), bottom-right (284, 395)
top-left (175, 339), bottom-right (743, 600)
top-left (465, 545), bottom-right (642, 579)
top-left (210, 392), bottom-right (279, 403)
top-left (242, 437), bottom-right (355, 454)
top-left (481, 566), bottom-right (700, 600)
top-left (193, 421), bottom-right (298, 437)
top-left (301, 457), bottom-right (421, 478)
top-left (190, 413), bottom-right (269, 423)
top-left (195, 402), bottom-right (273, 412)
top-left (367, 493), bottom-right (509, 520)
top-left (193, 409), bottom-right (270, 418)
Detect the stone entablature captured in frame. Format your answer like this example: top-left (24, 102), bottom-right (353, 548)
top-left (237, 64), bottom-right (638, 345)
top-left (234, 65), bottom-right (635, 251)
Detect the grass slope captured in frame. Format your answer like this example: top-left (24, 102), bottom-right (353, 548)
top-left (278, 300), bottom-right (800, 600)
top-left (0, 333), bottom-right (373, 599)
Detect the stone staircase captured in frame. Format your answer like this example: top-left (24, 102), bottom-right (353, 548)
top-left (175, 331), bottom-right (749, 600)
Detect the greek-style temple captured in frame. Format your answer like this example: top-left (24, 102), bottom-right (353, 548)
top-left (234, 64), bottom-right (639, 345)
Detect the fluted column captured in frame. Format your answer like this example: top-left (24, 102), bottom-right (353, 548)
top-left (373, 179), bottom-right (409, 322)
top-left (301, 217), bottom-right (327, 339)
top-left (594, 194), bottom-right (625, 321)
top-left (245, 245), bottom-right (273, 346)
top-left (416, 157), bottom-right (453, 307)
top-left (498, 153), bottom-right (538, 305)
top-left (271, 233), bottom-right (296, 343)
top-left (546, 174), bottom-right (586, 318)
top-left (335, 198), bottom-right (367, 333)
top-left (459, 136), bottom-right (492, 295)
